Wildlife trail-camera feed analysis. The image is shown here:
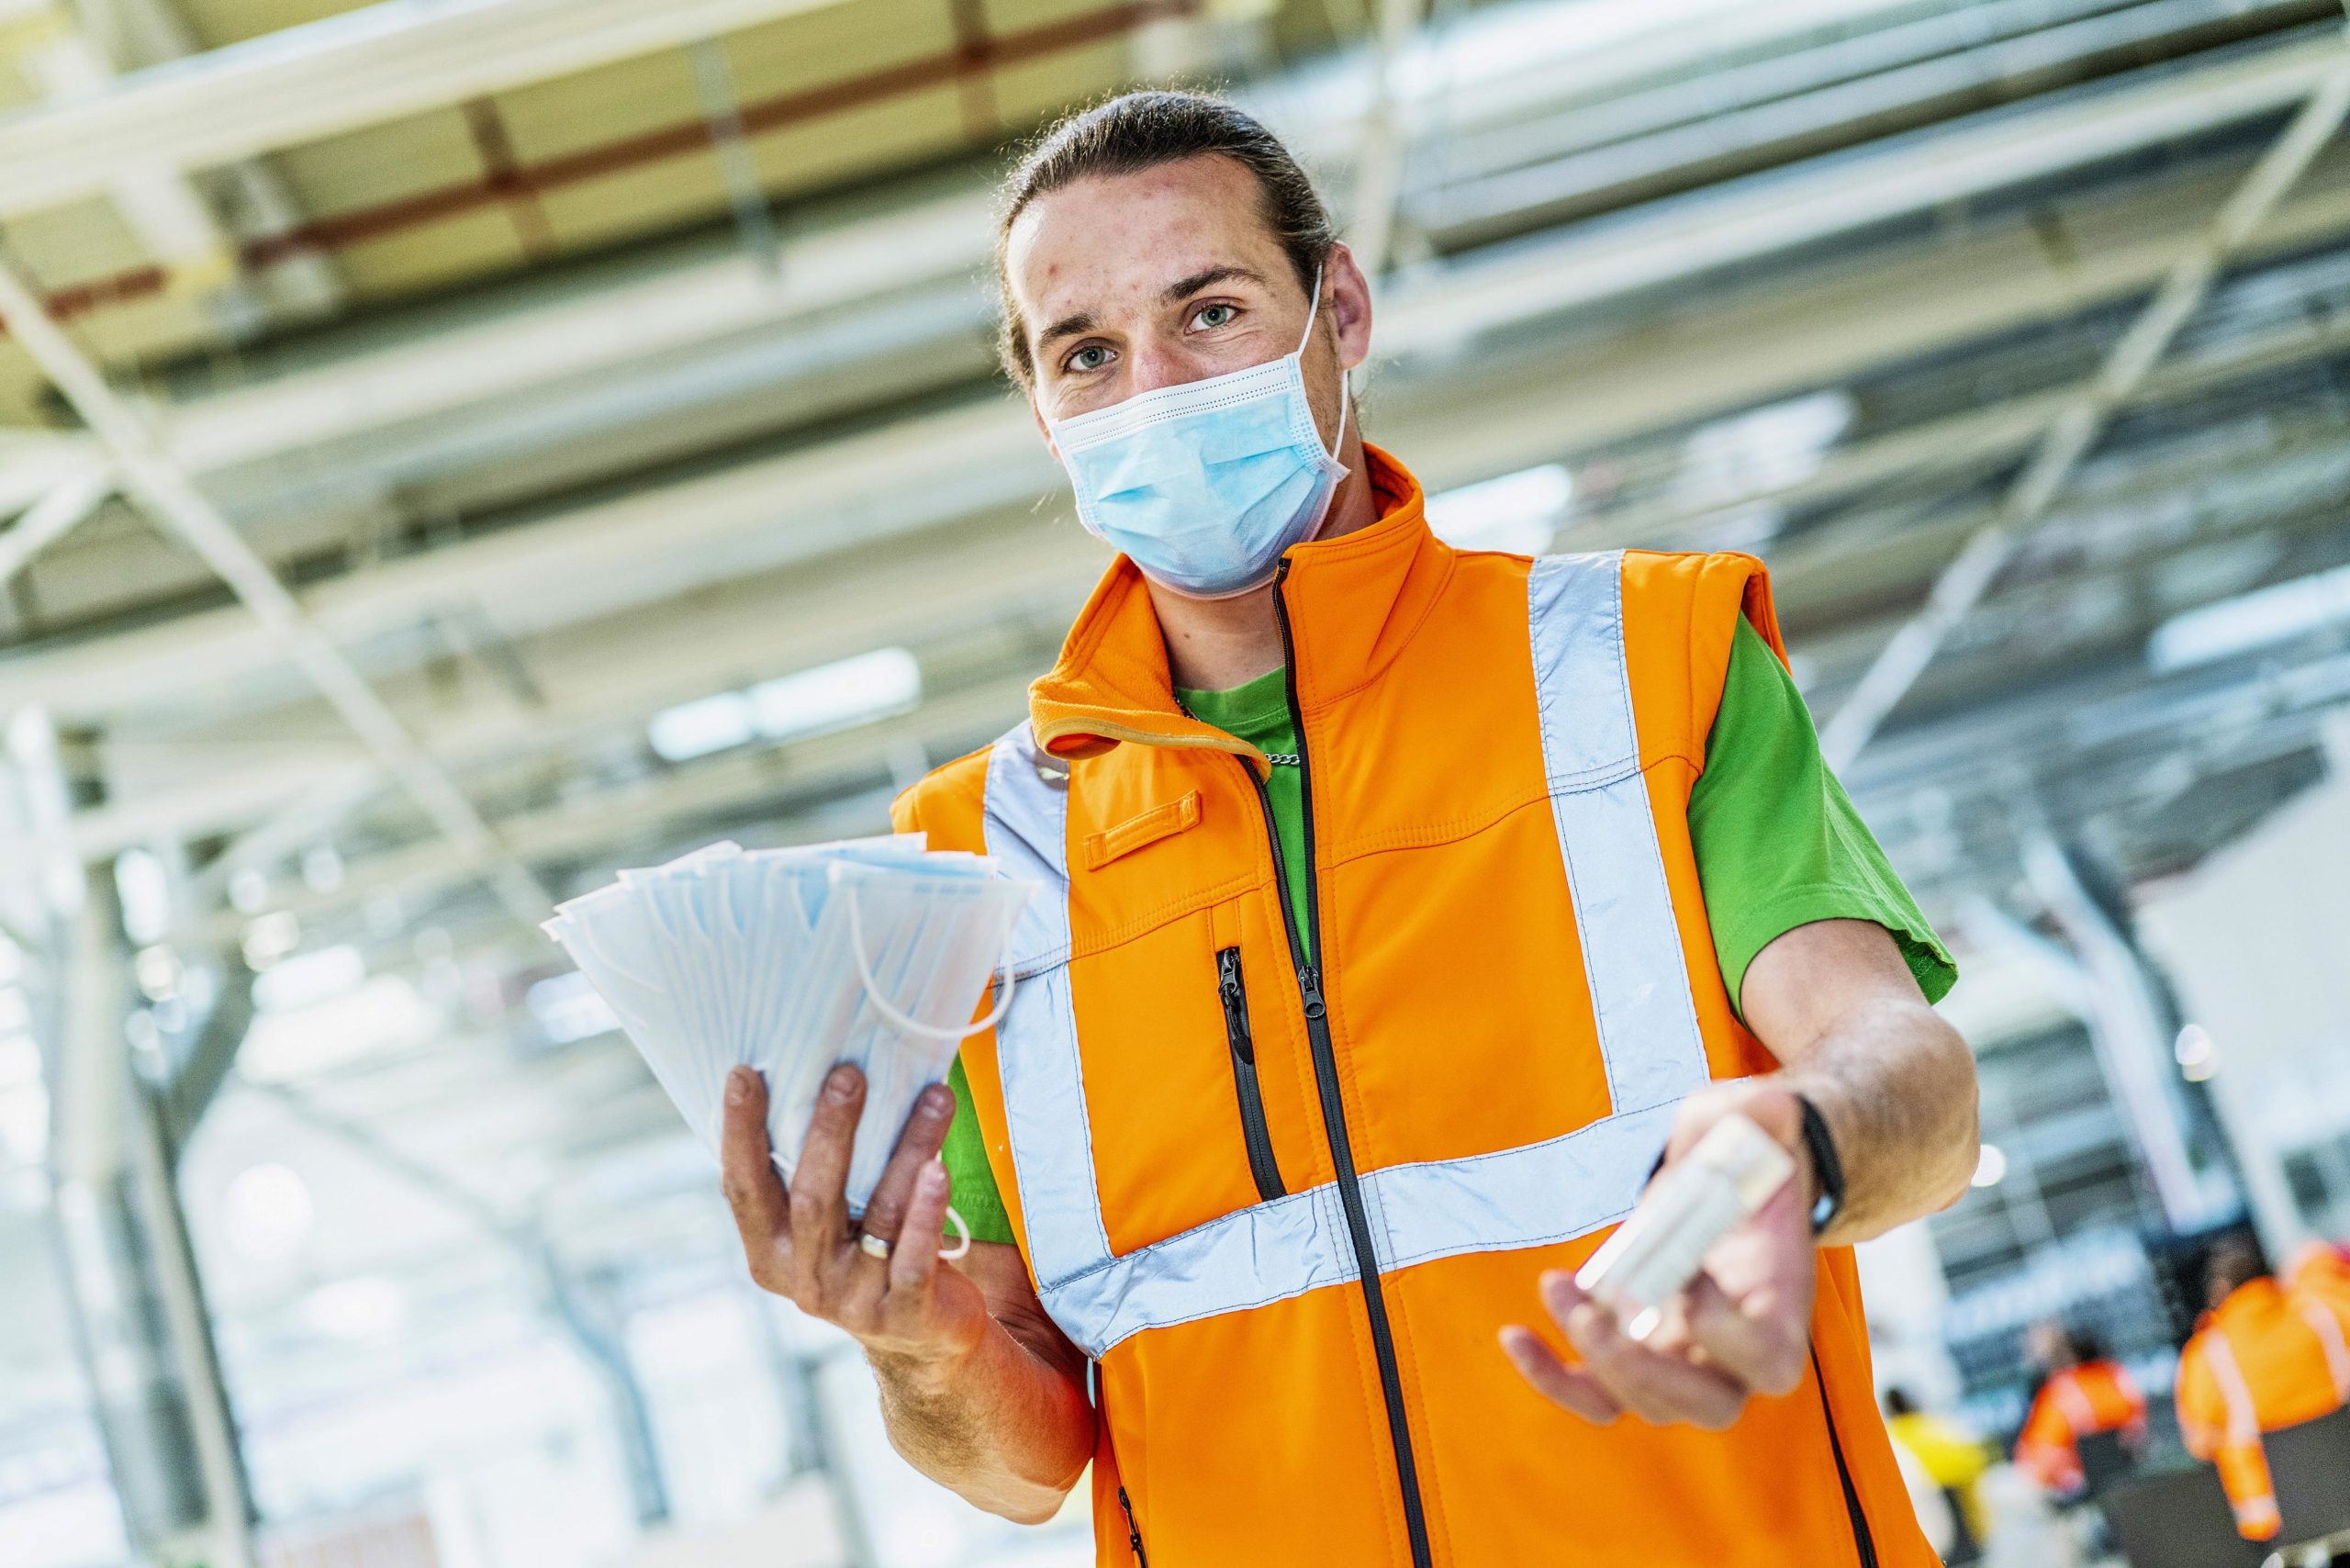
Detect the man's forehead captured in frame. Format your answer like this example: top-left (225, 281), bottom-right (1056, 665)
top-left (1007, 157), bottom-right (1287, 315)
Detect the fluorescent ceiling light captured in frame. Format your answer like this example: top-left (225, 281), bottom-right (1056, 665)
top-left (649, 647), bottom-right (923, 763)
top-left (749, 646), bottom-right (922, 743)
top-left (1426, 464), bottom-right (1574, 555)
top-left (1970, 1143), bottom-right (2007, 1188)
top-left (648, 691), bottom-right (755, 764)
top-left (2147, 560), bottom-right (2350, 674)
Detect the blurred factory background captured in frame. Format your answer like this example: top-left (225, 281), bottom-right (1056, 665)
top-left (4, 0), bottom-right (2350, 1563)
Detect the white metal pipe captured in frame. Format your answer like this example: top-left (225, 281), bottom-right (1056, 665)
top-left (141, 28), bottom-right (2340, 486)
top-left (0, 472), bottom-right (111, 585)
top-left (20, 158), bottom-right (2350, 736)
top-left (0, 255), bottom-right (554, 927)
top-left (1343, 0), bottom-right (1424, 280)
top-left (1818, 51), bottom-right (2350, 768)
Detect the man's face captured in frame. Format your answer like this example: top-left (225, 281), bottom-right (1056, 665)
top-left (1004, 153), bottom-right (1366, 443)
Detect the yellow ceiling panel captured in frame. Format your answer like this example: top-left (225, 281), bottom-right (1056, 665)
top-left (987, 37), bottom-right (1143, 129)
top-left (44, 286), bottom-right (228, 371)
top-left (981, 0), bottom-right (1141, 31)
top-left (533, 157), bottom-right (734, 257)
top-left (177, 0), bottom-right (371, 50)
top-left (3, 196), bottom-right (155, 293)
top-left (328, 207), bottom-right (531, 298)
top-left (744, 84), bottom-right (973, 199)
top-left (0, 342), bottom-right (62, 424)
top-left (274, 106), bottom-right (488, 218)
top-left (721, 0), bottom-right (960, 97)
top-left (491, 52), bottom-right (707, 164)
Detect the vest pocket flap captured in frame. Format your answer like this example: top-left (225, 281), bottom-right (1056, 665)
top-left (1084, 791), bottom-right (1203, 869)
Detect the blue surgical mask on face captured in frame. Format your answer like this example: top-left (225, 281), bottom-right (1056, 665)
top-left (1047, 267), bottom-right (1351, 599)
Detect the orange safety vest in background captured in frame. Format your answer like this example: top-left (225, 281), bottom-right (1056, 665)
top-left (2288, 1240), bottom-right (2350, 1309)
top-left (897, 447), bottom-right (1932, 1567)
top-left (2176, 1278), bottom-right (2350, 1539)
top-left (2014, 1361), bottom-right (2147, 1492)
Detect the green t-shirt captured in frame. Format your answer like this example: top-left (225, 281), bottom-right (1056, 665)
top-left (938, 616), bottom-right (1955, 1249)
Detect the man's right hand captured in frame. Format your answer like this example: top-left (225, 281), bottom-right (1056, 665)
top-left (721, 1061), bottom-right (991, 1380)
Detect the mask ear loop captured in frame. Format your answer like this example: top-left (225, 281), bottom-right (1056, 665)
top-left (837, 868), bottom-right (1021, 1262)
top-left (1296, 263), bottom-right (1350, 469)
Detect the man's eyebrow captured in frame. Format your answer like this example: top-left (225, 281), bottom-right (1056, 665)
top-left (1160, 264), bottom-right (1268, 305)
top-left (1036, 309), bottom-right (1097, 353)
top-left (1033, 266), bottom-right (1270, 359)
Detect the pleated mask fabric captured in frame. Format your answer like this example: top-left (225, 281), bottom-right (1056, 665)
top-left (545, 835), bottom-right (1031, 1221)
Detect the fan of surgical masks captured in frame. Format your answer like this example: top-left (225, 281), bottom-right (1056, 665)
top-left (543, 836), bottom-right (1031, 1255)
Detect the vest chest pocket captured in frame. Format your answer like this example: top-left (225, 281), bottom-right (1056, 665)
top-left (1083, 790), bottom-right (1203, 869)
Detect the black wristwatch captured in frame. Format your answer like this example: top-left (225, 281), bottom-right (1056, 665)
top-left (1796, 1093), bottom-right (1844, 1236)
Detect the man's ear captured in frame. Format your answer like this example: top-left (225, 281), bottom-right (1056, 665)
top-left (1322, 241), bottom-right (1375, 373)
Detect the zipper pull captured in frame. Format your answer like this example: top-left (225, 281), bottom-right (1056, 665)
top-left (1298, 965), bottom-right (1327, 1021)
top-left (1217, 948), bottom-right (1254, 1064)
top-left (1117, 1485), bottom-right (1148, 1566)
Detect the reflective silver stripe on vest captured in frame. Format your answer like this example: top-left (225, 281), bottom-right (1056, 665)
top-left (981, 725), bottom-right (1113, 1289)
top-left (986, 554), bottom-right (1712, 1356)
top-left (1528, 552), bottom-right (1711, 1116)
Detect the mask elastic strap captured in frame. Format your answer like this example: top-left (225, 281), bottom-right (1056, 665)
top-left (1298, 263), bottom-right (1349, 465)
top-left (834, 869), bottom-right (1007, 1263)
top-left (838, 871), bottom-right (1021, 1042)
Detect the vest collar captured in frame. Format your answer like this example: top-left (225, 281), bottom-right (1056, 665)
top-left (1029, 443), bottom-right (1449, 762)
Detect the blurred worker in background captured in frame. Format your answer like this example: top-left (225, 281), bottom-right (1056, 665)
top-left (1884, 1387), bottom-right (1990, 1564)
top-left (720, 89), bottom-right (1982, 1565)
top-left (2013, 1320), bottom-right (2147, 1497)
top-left (2288, 1237), bottom-right (2350, 1310)
top-left (2176, 1238), bottom-right (2350, 1540)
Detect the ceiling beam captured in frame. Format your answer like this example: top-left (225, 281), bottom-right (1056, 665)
top-left (0, 256), bottom-right (554, 929)
top-left (0, 0), bottom-right (856, 219)
top-left (1818, 42), bottom-right (2350, 767)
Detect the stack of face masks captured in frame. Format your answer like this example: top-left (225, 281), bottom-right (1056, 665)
top-left (543, 836), bottom-right (1031, 1234)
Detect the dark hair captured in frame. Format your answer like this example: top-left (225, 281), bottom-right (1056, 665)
top-left (992, 90), bottom-right (1336, 385)
top-left (2207, 1235), bottom-right (2267, 1300)
top-left (2067, 1327), bottom-right (2109, 1365)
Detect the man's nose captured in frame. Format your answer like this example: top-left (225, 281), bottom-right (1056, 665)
top-left (1124, 339), bottom-right (1202, 397)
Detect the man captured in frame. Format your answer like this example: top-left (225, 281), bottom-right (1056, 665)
top-left (2177, 1238), bottom-right (2350, 1540)
top-left (2013, 1323), bottom-right (2147, 1497)
top-left (2288, 1238), bottom-right (2350, 1310)
top-left (719, 91), bottom-right (1980, 1564)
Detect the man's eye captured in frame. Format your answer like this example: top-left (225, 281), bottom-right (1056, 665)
top-left (1068, 345), bottom-right (1112, 373)
top-left (1192, 303), bottom-right (1237, 330)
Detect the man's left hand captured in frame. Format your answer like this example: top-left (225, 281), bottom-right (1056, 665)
top-left (1500, 1081), bottom-right (1818, 1431)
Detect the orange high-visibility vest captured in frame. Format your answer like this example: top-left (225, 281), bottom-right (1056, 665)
top-left (2015, 1361), bottom-right (2147, 1492)
top-left (897, 447), bottom-right (1932, 1566)
top-left (2288, 1241), bottom-right (2350, 1309)
top-left (2177, 1279), bottom-right (2350, 1540)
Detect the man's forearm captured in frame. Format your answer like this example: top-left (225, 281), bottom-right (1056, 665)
top-left (871, 1314), bottom-right (1097, 1524)
top-left (1774, 991), bottom-right (1978, 1242)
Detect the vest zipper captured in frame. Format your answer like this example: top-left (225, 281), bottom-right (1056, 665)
top-left (1814, 1350), bottom-right (1879, 1568)
top-left (1216, 946), bottom-right (1288, 1202)
top-left (1116, 1484), bottom-right (1148, 1566)
top-left (1244, 560), bottom-right (1436, 1568)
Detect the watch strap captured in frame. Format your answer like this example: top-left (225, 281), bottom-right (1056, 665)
top-left (1796, 1092), bottom-right (1844, 1235)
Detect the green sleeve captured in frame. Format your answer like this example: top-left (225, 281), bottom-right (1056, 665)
top-left (941, 1055), bottom-right (1018, 1247)
top-left (1689, 618), bottom-right (1956, 1021)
